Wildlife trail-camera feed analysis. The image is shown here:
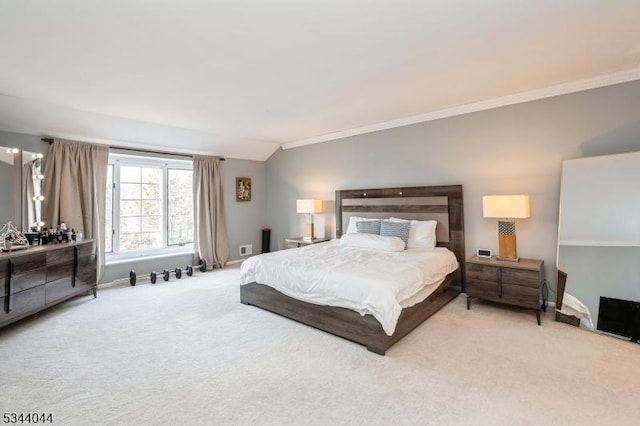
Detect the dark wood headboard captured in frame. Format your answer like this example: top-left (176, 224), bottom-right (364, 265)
top-left (335, 185), bottom-right (466, 290)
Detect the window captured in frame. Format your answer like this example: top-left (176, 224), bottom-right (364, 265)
top-left (167, 168), bottom-right (194, 245)
top-left (106, 153), bottom-right (193, 259)
top-left (105, 164), bottom-right (113, 253)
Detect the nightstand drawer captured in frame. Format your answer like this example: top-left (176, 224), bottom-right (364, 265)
top-left (466, 279), bottom-right (499, 301)
top-left (501, 268), bottom-right (540, 288)
top-left (501, 283), bottom-right (540, 309)
top-left (467, 263), bottom-right (498, 282)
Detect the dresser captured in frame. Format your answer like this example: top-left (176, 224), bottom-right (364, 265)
top-left (1, 240), bottom-right (97, 329)
top-left (466, 255), bottom-right (544, 325)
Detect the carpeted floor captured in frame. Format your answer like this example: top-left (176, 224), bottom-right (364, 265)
top-left (1, 265), bottom-right (638, 425)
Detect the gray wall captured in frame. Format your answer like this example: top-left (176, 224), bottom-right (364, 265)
top-left (265, 80), bottom-right (640, 296)
top-left (220, 158), bottom-right (267, 261)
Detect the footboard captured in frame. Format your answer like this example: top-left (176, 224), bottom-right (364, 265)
top-left (240, 271), bottom-right (461, 355)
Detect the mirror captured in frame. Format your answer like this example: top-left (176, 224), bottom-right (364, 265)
top-left (557, 151), bottom-right (640, 337)
top-left (0, 146), bottom-right (44, 231)
top-left (0, 146), bottom-right (21, 228)
top-left (22, 150), bottom-right (45, 230)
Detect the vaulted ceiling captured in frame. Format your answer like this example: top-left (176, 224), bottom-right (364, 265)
top-left (1, 1), bottom-right (639, 160)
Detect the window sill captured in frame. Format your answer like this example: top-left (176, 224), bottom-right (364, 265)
top-left (106, 245), bottom-right (194, 266)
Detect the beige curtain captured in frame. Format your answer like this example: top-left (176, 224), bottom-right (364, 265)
top-left (42, 139), bottom-right (109, 280)
top-left (193, 156), bottom-right (229, 268)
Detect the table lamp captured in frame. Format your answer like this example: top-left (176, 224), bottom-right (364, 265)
top-left (296, 199), bottom-right (322, 241)
top-left (482, 195), bottom-right (530, 262)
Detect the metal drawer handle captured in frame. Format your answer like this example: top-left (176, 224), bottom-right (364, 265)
top-left (72, 246), bottom-right (78, 288)
top-left (5, 260), bottom-right (14, 313)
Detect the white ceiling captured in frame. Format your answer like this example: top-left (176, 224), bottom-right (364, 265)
top-left (1, 0), bottom-right (639, 161)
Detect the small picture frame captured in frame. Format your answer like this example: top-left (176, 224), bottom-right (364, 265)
top-left (236, 177), bottom-right (251, 202)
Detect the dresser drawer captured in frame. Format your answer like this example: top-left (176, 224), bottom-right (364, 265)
top-left (466, 279), bottom-right (500, 301)
top-left (11, 252), bottom-right (46, 273)
top-left (76, 241), bottom-right (96, 258)
top-left (77, 263), bottom-right (97, 286)
top-left (46, 246), bottom-right (75, 265)
top-left (45, 277), bottom-right (75, 304)
top-left (501, 283), bottom-right (540, 309)
top-left (467, 263), bottom-right (498, 282)
top-left (0, 259), bottom-right (8, 277)
top-left (9, 252), bottom-right (47, 293)
top-left (501, 268), bottom-right (540, 288)
top-left (47, 261), bottom-right (74, 283)
top-left (1, 286), bottom-right (45, 321)
top-left (10, 267), bottom-right (47, 293)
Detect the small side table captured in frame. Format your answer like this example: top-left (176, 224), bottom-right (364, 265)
top-left (466, 255), bottom-right (544, 325)
top-left (285, 237), bottom-right (330, 248)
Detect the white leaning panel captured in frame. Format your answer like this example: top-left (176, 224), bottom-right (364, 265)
top-left (558, 151), bottom-right (640, 245)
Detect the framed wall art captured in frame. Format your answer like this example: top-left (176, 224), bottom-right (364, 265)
top-left (236, 177), bottom-right (251, 202)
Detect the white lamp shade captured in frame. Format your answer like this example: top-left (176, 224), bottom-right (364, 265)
top-left (482, 195), bottom-right (530, 219)
top-left (296, 199), bottom-right (323, 214)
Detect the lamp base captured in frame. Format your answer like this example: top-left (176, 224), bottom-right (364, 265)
top-left (303, 222), bottom-right (315, 241)
top-left (498, 223), bottom-right (518, 261)
top-left (497, 256), bottom-right (520, 262)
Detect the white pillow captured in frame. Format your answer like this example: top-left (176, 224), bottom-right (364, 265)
top-left (389, 218), bottom-right (437, 250)
top-left (345, 216), bottom-right (381, 234)
top-left (339, 233), bottom-right (406, 252)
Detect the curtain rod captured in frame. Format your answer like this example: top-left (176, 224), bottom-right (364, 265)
top-left (40, 137), bottom-right (225, 160)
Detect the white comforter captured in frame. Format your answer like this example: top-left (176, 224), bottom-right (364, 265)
top-left (240, 240), bottom-right (458, 335)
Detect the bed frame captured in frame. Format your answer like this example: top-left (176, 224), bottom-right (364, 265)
top-left (240, 185), bottom-right (466, 355)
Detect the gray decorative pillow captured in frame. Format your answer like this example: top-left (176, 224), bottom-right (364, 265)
top-left (356, 220), bottom-right (382, 235)
top-left (380, 220), bottom-right (410, 247)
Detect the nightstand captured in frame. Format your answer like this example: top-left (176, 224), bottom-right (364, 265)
top-left (466, 255), bottom-right (544, 325)
top-left (285, 237), bottom-right (330, 248)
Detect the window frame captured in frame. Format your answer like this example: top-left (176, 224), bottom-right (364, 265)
top-left (106, 153), bottom-right (193, 263)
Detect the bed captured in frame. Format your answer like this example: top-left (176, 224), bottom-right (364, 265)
top-left (240, 185), bottom-right (466, 355)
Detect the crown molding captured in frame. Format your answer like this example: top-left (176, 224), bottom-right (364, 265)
top-left (282, 68), bottom-right (640, 150)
